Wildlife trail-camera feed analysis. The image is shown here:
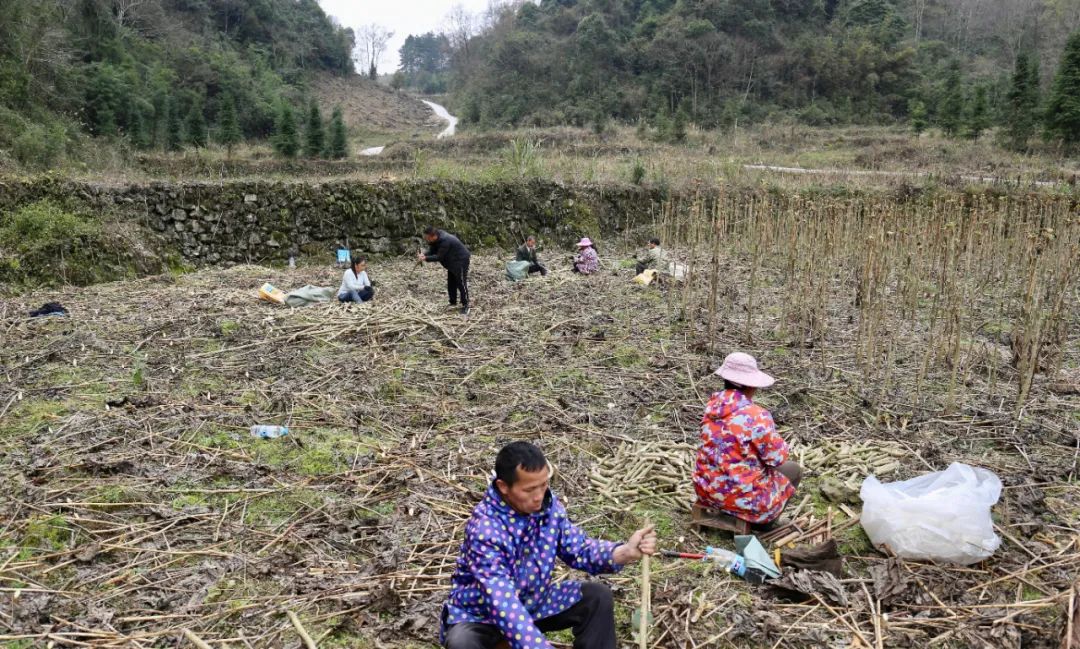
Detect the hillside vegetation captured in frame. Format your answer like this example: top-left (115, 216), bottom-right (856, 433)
top-left (0, 0), bottom-right (358, 169)
top-left (439, 0), bottom-right (1080, 138)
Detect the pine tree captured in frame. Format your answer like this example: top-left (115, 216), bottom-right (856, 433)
top-left (327, 106), bottom-right (348, 159)
top-left (965, 85), bottom-right (990, 140)
top-left (95, 105), bottom-right (117, 138)
top-left (672, 108), bottom-right (688, 143)
top-left (1004, 52), bottom-right (1040, 150)
top-left (88, 66), bottom-right (120, 137)
top-left (304, 101), bottom-right (325, 158)
top-left (909, 99), bottom-right (928, 137)
top-left (187, 98), bottom-right (207, 148)
top-left (939, 63), bottom-right (964, 138)
top-left (165, 97), bottom-right (183, 151)
top-left (1044, 31), bottom-right (1080, 145)
top-left (130, 105), bottom-right (152, 150)
top-left (218, 93), bottom-right (241, 158)
top-left (272, 102), bottom-right (299, 158)
top-left (653, 107), bottom-right (671, 142)
top-left (1029, 56), bottom-right (1041, 98)
top-left (151, 92), bottom-right (167, 149)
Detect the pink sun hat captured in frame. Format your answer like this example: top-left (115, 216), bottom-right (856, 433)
top-left (714, 352), bottom-right (775, 388)
top-left (576, 237), bottom-right (593, 247)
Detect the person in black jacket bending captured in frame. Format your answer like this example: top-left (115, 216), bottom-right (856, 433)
top-left (418, 226), bottom-right (472, 315)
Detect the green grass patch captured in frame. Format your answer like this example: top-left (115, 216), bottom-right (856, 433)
top-left (195, 428), bottom-right (244, 451)
top-left (248, 427), bottom-right (370, 476)
top-left (198, 339), bottom-right (225, 355)
top-left (181, 372), bottom-right (239, 400)
top-left (237, 390), bottom-right (262, 407)
top-left (322, 630), bottom-right (377, 649)
top-left (2, 398), bottom-right (73, 439)
top-left (243, 489), bottom-right (326, 528)
top-left (47, 363), bottom-right (107, 390)
top-left (195, 427), bottom-right (362, 476)
top-left (89, 485), bottom-right (138, 504)
top-left (470, 363), bottom-right (513, 386)
top-left (630, 504), bottom-right (681, 541)
top-left (549, 367), bottom-right (602, 395)
top-left (377, 368), bottom-right (408, 400)
top-left (507, 410), bottom-right (531, 424)
top-left (547, 629), bottom-right (573, 644)
top-left (1022, 585), bottom-right (1045, 601)
top-left (20, 514), bottom-right (73, 555)
top-left (837, 523), bottom-right (874, 556)
top-left (0, 200), bottom-right (101, 286)
top-left (608, 344), bottom-right (646, 368)
top-left (370, 500), bottom-right (396, 517)
top-left (171, 493), bottom-right (210, 510)
top-left (204, 576), bottom-right (281, 606)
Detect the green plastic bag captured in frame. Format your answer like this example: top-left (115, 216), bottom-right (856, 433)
top-left (505, 260), bottom-right (532, 282)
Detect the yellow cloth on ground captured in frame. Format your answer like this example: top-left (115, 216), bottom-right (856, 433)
top-left (632, 268), bottom-right (658, 285)
top-left (258, 283), bottom-right (287, 304)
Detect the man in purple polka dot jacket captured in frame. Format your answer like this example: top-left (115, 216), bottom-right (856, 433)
top-left (441, 441), bottom-right (657, 649)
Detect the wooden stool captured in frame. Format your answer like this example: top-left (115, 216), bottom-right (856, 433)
top-left (691, 503), bottom-right (751, 534)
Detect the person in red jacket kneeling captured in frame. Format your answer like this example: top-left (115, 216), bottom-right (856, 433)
top-left (693, 352), bottom-right (802, 529)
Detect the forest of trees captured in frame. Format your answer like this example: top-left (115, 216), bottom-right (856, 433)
top-left (395, 32), bottom-right (452, 94)
top-left (4, 0), bottom-right (1080, 167)
top-left (0, 0), bottom-right (355, 166)
top-left (433, 0), bottom-right (1080, 146)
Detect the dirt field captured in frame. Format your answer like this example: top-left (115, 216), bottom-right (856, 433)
top-left (1, 250), bottom-right (1078, 648)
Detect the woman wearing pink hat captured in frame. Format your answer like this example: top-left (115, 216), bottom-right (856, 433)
top-left (693, 352), bottom-right (802, 528)
top-left (571, 237), bottom-right (600, 275)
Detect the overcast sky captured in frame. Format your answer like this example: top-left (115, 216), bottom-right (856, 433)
top-left (318, 0), bottom-right (494, 73)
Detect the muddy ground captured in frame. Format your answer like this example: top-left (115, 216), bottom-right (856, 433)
top-left (1, 252), bottom-right (1077, 648)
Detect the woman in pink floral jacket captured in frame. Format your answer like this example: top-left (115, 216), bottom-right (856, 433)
top-left (571, 238), bottom-right (600, 274)
top-left (693, 352), bottom-right (802, 525)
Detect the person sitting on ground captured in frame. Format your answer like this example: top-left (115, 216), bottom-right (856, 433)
top-left (337, 255), bottom-right (374, 303)
top-left (635, 238), bottom-right (667, 276)
top-left (441, 441), bottom-right (656, 649)
top-left (693, 352), bottom-right (802, 529)
top-left (571, 238), bottom-right (600, 275)
top-left (516, 235), bottom-right (548, 276)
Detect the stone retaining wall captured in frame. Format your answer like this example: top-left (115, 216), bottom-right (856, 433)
top-left (0, 178), bottom-right (662, 265)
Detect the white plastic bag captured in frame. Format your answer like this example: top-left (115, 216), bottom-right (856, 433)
top-left (859, 463), bottom-right (1002, 565)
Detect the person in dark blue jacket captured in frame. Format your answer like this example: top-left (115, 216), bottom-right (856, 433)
top-left (418, 226), bottom-right (472, 315)
top-left (440, 441), bottom-right (656, 649)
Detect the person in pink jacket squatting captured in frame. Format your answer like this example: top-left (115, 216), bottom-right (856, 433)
top-left (571, 237), bottom-right (600, 274)
top-left (440, 441), bottom-right (657, 649)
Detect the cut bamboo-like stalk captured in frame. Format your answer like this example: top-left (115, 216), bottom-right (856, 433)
top-left (183, 630), bottom-right (213, 649)
top-left (287, 610), bottom-right (318, 649)
top-left (639, 551), bottom-right (651, 649)
top-left (638, 517), bottom-right (654, 649)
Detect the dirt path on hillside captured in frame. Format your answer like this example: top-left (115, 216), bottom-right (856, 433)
top-left (313, 73), bottom-right (443, 134)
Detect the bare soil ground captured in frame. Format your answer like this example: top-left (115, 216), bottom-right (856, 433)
top-left (1, 253), bottom-right (1078, 648)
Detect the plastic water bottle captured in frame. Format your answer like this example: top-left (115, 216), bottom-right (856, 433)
top-left (250, 425), bottom-right (289, 439)
top-left (288, 256), bottom-right (296, 270)
top-left (705, 546), bottom-right (747, 578)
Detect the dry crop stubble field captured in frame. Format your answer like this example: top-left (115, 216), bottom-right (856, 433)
top-left (0, 186), bottom-right (1078, 648)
